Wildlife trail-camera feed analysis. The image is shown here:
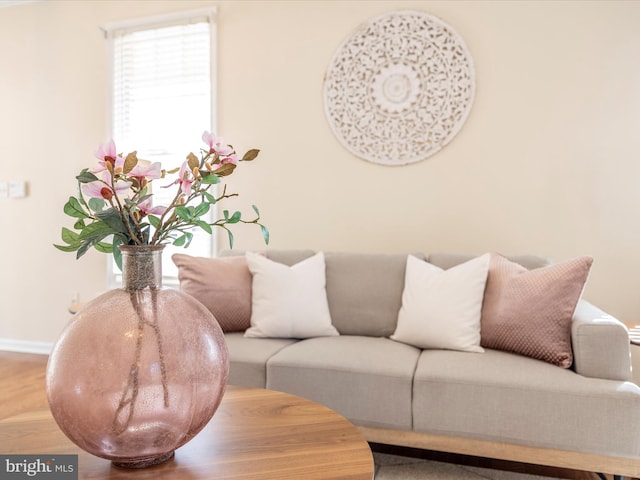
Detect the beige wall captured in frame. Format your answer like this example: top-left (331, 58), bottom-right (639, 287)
top-left (1, 0), bottom-right (639, 348)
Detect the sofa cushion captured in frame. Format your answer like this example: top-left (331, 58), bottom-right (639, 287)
top-left (245, 252), bottom-right (339, 339)
top-left (481, 254), bottom-right (593, 367)
top-left (325, 252), bottom-right (425, 336)
top-left (225, 332), bottom-right (298, 387)
top-left (392, 254), bottom-right (489, 353)
top-left (172, 253), bottom-right (253, 332)
top-left (266, 336), bottom-right (421, 430)
top-left (412, 348), bottom-right (640, 457)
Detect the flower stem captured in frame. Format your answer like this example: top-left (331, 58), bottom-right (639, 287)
top-left (112, 289), bottom-right (169, 435)
top-left (150, 187), bottom-right (184, 245)
top-left (112, 293), bottom-right (143, 435)
top-left (109, 175), bottom-right (142, 245)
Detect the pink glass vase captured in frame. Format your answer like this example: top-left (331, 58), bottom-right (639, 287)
top-left (46, 245), bottom-right (229, 468)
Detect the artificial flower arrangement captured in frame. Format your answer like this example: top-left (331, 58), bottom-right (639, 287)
top-left (55, 131), bottom-right (268, 268)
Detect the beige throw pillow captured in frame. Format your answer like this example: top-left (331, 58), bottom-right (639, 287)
top-left (245, 252), bottom-right (339, 339)
top-left (391, 254), bottom-right (490, 353)
top-left (172, 254), bottom-right (252, 332)
top-left (481, 253), bottom-right (593, 367)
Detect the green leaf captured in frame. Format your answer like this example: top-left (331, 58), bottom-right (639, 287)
top-left (226, 229), bottom-right (234, 249)
top-left (78, 221), bottom-right (115, 241)
top-left (241, 149), bottom-right (260, 161)
top-left (88, 197), bottom-right (106, 212)
top-left (76, 170), bottom-right (99, 184)
top-left (64, 197), bottom-right (88, 219)
top-left (112, 238), bottom-right (124, 271)
top-left (196, 220), bottom-right (212, 234)
top-left (175, 206), bottom-right (191, 221)
top-left (252, 204), bottom-right (260, 217)
top-left (94, 241), bottom-right (113, 253)
top-left (194, 202), bottom-right (210, 217)
top-left (55, 225), bottom-right (84, 253)
top-left (261, 225), bottom-right (270, 245)
top-left (73, 219), bottom-right (85, 230)
top-left (202, 191), bottom-right (217, 204)
top-left (183, 231), bottom-right (194, 247)
top-left (173, 234), bottom-right (187, 247)
top-left (76, 239), bottom-right (97, 259)
top-left (61, 227), bottom-right (80, 244)
top-left (95, 208), bottom-right (129, 233)
top-left (54, 243), bottom-right (80, 252)
top-left (200, 173), bottom-right (220, 185)
top-left (228, 211), bottom-right (242, 224)
top-left (148, 215), bottom-right (161, 228)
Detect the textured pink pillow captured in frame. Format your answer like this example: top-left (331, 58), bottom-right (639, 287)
top-left (481, 253), bottom-right (593, 368)
top-left (172, 254), bottom-right (252, 332)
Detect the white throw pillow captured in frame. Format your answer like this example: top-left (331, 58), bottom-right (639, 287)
top-left (244, 251), bottom-right (339, 339)
top-left (391, 254), bottom-right (490, 352)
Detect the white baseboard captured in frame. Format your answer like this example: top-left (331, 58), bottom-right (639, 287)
top-left (0, 338), bottom-right (53, 355)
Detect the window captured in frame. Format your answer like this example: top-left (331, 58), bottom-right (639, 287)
top-left (104, 8), bottom-right (216, 285)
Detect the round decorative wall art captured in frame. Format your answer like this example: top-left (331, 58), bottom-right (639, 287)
top-left (323, 11), bottom-right (476, 166)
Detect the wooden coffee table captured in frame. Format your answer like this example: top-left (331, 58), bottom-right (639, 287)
top-left (0, 385), bottom-right (374, 479)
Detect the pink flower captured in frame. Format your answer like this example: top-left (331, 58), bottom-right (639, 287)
top-left (82, 172), bottom-right (132, 200)
top-left (163, 161), bottom-right (194, 196)
top-left (178, 162), bottom-right (194, 195)
top-left (202, 130), bottom-right (233, 156)
top-left (138, 198), bottom-right (167, 216)
top-left (130, 162), bottom-right (162, 181)
top-left (94, 139), bottom-right (117, 161)
top-left (92, 140), bottom-right (125, 174)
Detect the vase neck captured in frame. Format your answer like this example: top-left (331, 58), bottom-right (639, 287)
top-left (119, 245), bottom-right (164, 290)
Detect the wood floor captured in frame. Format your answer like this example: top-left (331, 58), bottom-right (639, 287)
top-left (0, 351), bottom-right (49, 421)
top-left (0, 351), bottom-right (624, 479)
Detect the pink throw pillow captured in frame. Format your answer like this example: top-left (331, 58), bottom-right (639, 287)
top-left (172, 254), bottom-right (252, 332)
top-left (481, 253), bottom-right (593, 368)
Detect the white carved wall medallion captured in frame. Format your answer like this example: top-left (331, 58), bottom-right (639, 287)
top-left (323, 11), bottom-right (475, 166)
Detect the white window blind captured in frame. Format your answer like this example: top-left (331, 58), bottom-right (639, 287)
top-left (106, 9), bottom-right (216, 283)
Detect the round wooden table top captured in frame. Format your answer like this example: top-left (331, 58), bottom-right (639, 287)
top-left (0, 385), bottom-right (374, 480)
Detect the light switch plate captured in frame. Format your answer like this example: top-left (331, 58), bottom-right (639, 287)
top-left (9, 180), bottom-right (27, 198)
top-left (0, 181), bottom-right (8, 199)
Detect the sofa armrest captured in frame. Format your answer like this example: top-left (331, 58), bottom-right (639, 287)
top-left (571, 299), bottom-right (631, 381)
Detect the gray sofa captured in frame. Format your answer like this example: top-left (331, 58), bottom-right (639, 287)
top-left (217, 250), bottom-right (640, 478)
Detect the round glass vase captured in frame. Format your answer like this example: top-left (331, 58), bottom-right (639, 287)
top-left (46, 245), bottom-right (229, 468)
